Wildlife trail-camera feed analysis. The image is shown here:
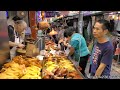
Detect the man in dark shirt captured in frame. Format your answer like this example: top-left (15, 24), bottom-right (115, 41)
top-left (90, 19), bottom-right (114, 79)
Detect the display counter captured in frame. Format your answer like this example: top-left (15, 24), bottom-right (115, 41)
top-left (0, 39), bottom-right (85, 79)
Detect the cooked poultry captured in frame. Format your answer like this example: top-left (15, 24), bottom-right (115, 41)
top-left (0, 42), bottom-right (83, 79)
top-left (21, 65), bottom-right (42, 79)
top-left (0, 56), bottom-right (42, 79)
top-left (42, 56), bottom-right (83, 79)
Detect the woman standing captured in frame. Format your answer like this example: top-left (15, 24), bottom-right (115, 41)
top-left (64, 27), bottom-right (90, 77)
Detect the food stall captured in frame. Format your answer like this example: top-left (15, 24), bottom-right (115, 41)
top-left (0, 38), bottom-right (85, 79)
top-left (0, 16), bottom-right (85, 79)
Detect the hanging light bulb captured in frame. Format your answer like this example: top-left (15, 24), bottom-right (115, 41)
top-left (49, 28), bottom-right (58, 36)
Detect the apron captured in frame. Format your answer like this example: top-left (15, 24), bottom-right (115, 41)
top-left (10, 30), bottom-right (23, 60)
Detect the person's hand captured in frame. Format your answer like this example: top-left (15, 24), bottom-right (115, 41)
top-left (17, 43), bottom-right (25, 48)
top-left (77, 66), bottom-right (82, 71)
top-left (64, 37), bottom-right (69, 43)
top-left (92, 76), bottom-right (98, 79)
top-left (63, 40), bottom-right (67, 46)
top-left (58, 39), bottom-right (64, 44)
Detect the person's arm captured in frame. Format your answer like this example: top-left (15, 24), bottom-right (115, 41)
top-left (68, 47), bottom-right (75, 56)
top-left (68, 40), bottom-right (79, 56)
top-left (94, 48), bottom-right (113, 78)
top-left (63, 38), bottom-right (69, 47)
top-left (95, 63), bottom-right (106, 78)
top-left (9, 41), bottom-right (18, 47)
top-left (9, 41), bottom-right (25, 48)
top-left (68, 40), bottom-right (82, 70)
top-left (58, 38), bottom-right (64, 44)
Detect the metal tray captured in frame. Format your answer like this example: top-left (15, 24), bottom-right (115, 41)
top-left (69, 59), bottom-right (85, 79)
top-left (41, 58), bottom-right (58, 79)
top-left (41, 57), bottom-right (85, 79)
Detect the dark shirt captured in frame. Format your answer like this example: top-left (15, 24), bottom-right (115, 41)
top-left (8, 25), bottom-right (15, 42)
top-left (8, 25), bottom-right (19, 49)
top-left (90, 41), bottom-right (114, 78)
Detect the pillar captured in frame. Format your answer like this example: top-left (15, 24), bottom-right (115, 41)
top-left (78, 11), bottom-right (84, 34)
top-left (0, 11), bottom-right (10, 65)
top-left (29, 11), bottom-right (37, 39)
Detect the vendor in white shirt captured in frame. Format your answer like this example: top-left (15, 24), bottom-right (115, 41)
top-left (8, 20), bottom-right (27, 59)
